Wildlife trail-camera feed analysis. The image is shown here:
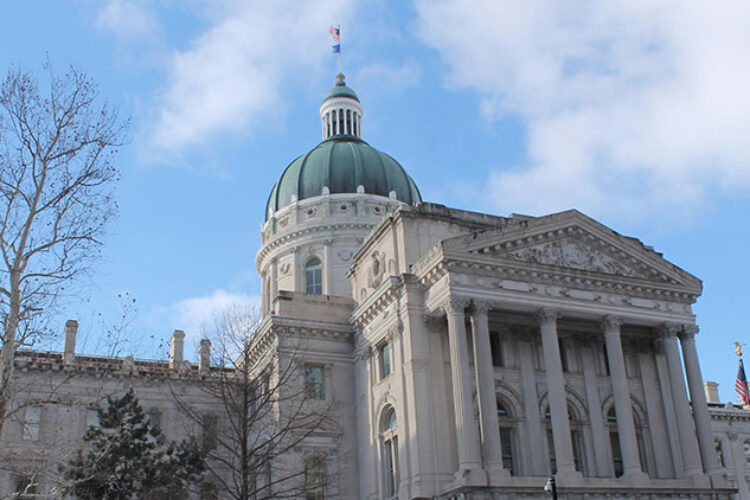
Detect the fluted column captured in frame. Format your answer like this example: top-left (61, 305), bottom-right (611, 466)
top-left (601, 316), bottom-right (643, 477)
top-left (443, 298), bottom-right (483, 474)
top-left (538, 309), bottom-right (577, 476)
top-left (661, 324), bottom-right (703, 475)
top-left (470, 302), bottom-right (505, 475)
top-left (679, 325), bottom-right (718, 473)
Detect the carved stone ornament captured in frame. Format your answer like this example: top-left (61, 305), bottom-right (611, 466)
top-left (599, 315), bottom-right (623, 333)
top-left (338, 249), bottom-right (353, 262)
top-left (679, 324), bottom-right (699, 341)
top-left (368, 251), bottom-right (386, 289)
top-left (280, 262), bottom-right (291, 275)
top-left (535, 308), bottom-right (559, 325)
top-left (439, 297), bottom-right (470, 315)
top-left (471, 300), bottom-right (492, 316)
top-left (659, 322), bottom-right (681, 338)
top-left (502, 237), bottom-right (643, 278)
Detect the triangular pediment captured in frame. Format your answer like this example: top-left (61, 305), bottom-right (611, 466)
top-left (440, 210), bottom-right (701, 292)
top-left (494, 235), bottom-right (646, 278)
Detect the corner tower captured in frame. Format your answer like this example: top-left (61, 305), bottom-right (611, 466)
top-left (257, 74), bottom-right (421, 316)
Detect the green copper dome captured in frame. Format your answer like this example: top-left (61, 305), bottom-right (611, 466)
top-left (266, 136), bottom-right (421, 219)
top-left (324, 84), bottom-right (359, 102)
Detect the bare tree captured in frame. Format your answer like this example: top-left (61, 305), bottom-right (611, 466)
top-left (0, 62), bottom-right (126, 436)
top-left (172, 306), bottom-right (335, 500)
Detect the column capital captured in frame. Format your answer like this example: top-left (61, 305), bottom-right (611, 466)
top-left (535, 307), bottom-right (559, 326)
top-left (471, 300), bottom-right (493, 316)
top-left (440, 296), bottom-right (470, 315)
top-left (659, 322), bottom-right (682, 338)
top-left (599, 315), bottom-right (623, 333)
top-left (678, 324), bottom-right (699, 341)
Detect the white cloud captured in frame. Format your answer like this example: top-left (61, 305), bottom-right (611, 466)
top-left (416, 0), bottom-right (750, 222)
top-left (356, 62), bottom-right (421, 94)
top-left (167, 290), bottom-right (260, 341)
top-left (96, 0), bottom-right (158, 40)
top-left (144, 0), bottom-right (354, 159)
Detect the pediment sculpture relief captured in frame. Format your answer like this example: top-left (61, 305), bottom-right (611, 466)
top-left (501, 238), bottom-right (644, 278)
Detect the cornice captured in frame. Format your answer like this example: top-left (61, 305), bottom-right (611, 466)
top-left (421, 254), bottom-right (699, 305)
top-left (257, 221), bottom-right (376, 265)
top-left (351, 276), bottom-right (404, 329)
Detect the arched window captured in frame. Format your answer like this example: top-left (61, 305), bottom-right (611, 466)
top-left (305, 456), bottom-right (327, 500)
top-left (544, 404), bottom-right (585, 475)
top-left (497, 400), bottom-right (516, 475)
top-left (606, 406), bottom-right (647, 477)
top-left (305, 258), bottom-right (322, 295)
top-left (381, 407), bottom-right (399, 499)
top-left (606, 408), bottom-right (623, 477)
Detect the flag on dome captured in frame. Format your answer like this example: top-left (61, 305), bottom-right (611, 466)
top-left (737, 358), bottom-right (750, 406)
top-left (329, 25), bottom-right (340, 42)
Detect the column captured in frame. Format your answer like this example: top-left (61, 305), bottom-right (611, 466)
top-left (679, 325), bottom-right (718, 473)
top-left (660, 323), bottom-right (703, 475)
top-left (443, 298), bottom-right (483, 475)
top-left (581, 344), bottom-right (610, 476)
top-left (601, 316), bottom-right (644, 477)
top-left (518, 335), bottom-right (547, 475)
top-left (538, 309), bottom-right (577, 476)
top-left (470, 302), bottom-right (506, 475)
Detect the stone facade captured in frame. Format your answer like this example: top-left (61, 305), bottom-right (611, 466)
top-left (2, 76), bottom-right (750, 499)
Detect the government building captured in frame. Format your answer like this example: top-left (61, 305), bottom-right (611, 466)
top-left (2, 74), bottom-right (750, 499)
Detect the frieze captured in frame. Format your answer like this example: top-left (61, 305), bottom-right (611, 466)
top-left (500, 236), bottom-right (644, 278)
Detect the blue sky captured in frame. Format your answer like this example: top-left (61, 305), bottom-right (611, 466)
top-left (1, 1), bottom-right (748, 403)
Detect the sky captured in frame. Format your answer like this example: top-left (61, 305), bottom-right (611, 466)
top-left (1, 0), bottom-right (749, 403)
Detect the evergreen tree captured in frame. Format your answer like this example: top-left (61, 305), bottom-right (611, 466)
top-left (64, 389), bottom-right (205, 499)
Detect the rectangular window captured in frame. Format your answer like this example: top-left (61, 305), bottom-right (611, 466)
top-left (203, 414), bottom-right (217, 450)
top-left (147, 410), bottom-right (162, 431)
top-left (22, 406), bottom-right (41, 441)
top-left (490, 331), bottom-right (503, 367)
top-left (86, 408), bottom-right (100, 429)
top-left (558, 338), bottom-right (569, 373)
top-left (547, 429), bottom-right (557, 474)
top-left (499, 427), bottom-right (514, 474)
top-left (714, 438), bottom-right (725, 467)
top-left (378, 342), bottom-right (392, 379)
top-left (610, 431), bottom-right (624, 477)
top-left (305, 365), bottom-right (325, 400)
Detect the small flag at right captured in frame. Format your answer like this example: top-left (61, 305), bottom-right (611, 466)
top-left (736, 358), bottom-right (750, 405)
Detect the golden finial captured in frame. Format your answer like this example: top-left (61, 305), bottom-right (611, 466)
top-left (735, 342), bottom-right (744, 357)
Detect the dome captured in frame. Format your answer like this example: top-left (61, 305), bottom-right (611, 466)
top-left (324, 84), bottom-right (359, 102)
top-left (266, 136), bottom-right (422, 219)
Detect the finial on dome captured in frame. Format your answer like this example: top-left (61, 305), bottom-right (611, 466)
top-left (335, 72), bottom-right (346, 86)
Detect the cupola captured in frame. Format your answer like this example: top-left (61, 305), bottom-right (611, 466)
top-left (319, 73), bottom-right (363, 139)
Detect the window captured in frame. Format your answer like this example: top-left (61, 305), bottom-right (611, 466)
top-left (86, 408), bottom-right (100, 429)
top-left (305, 258), bottom-right (322, 295)
top-left (305, 365), bottom-right (325, 400)
top-left (714, 438), bottom-right (725, 468)
top-left (147, 409), bottom-right (162, 431)
top-left (744, 441), bottom-right (750, 468)
top-left (497, 400), bottom-right (516, 475)
top-left (305, 456), bottom-right (327, 500)
top-left (22, 406), bottom-right (41, 441)
top-left (203, 414), bottom-right (217, 450)
top-left (559, 338), bottom-right (568, 372)
top-left (490, 332), bottom-right (503, 367)
top-left (606, 406), bottom-right (648, 476)
top-left (381, 407), bottom-right (399, 499)
top-left (544, 405), bottom-right (584, 475)
top-left (607, 408), bottom-right (623, 477)
top-left (378, 342), bottom-right (392, 379)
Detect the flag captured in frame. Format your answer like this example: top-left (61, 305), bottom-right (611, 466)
top-left (332, 44), bottom-right (341, 53)
top-left (737, 359), bottom-right (750, 406)
top-left (329, 25), bottom-right (340, 42)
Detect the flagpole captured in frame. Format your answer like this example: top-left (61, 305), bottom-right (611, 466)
top-left (338, 25), bottom-right (342, 74)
